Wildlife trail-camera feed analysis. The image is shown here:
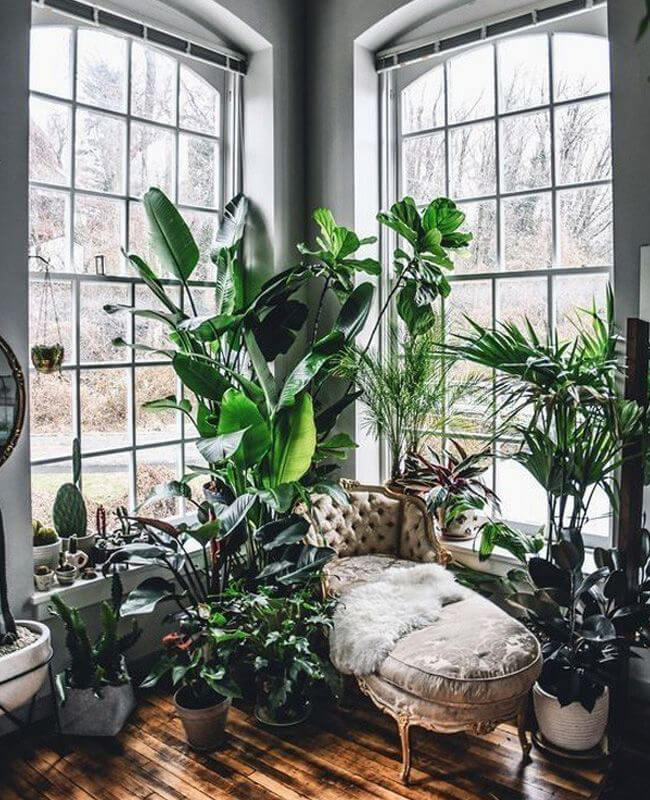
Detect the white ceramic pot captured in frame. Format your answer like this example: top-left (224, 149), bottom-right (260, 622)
top-left (33, 538), bottom-right (61, 571)
top-left (0, 621), bottom-right (52, 715)
top-left (533, 682), bottom-right (609, 752)
top-left (34, 569), bottom-right (55, 592)
top-left (443, 510), bottom-right (481, 541)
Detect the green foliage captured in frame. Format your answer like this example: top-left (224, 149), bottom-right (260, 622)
top-left (508, 529), bottom-right (650, 711)
top-left (477, 520), bottom-right (544, 563)
top-left (50, 574), bottom-right (140, 697)
top-left (52, 438), bottom-right (87, 538)
top-left (446, 287), bottom-right (641, 552)
top-left (336, 323), bottom-right (480, 478)
top-left (394, 442), bottom-right (501, 531)
top-left (32, 520), bottom-right (58, 547)
top-left (377, 197), bottom-right (471, 336)
top-left (638, 0), bottom-right (650, 40)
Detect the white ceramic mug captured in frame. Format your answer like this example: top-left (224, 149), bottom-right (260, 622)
top-left (65, 550), bottom-right (88, 570)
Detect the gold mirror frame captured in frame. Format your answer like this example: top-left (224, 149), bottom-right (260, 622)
top-left (0, 336), bottom-right (26, 469)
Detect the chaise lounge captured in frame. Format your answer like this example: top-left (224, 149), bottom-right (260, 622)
top-left (304, 482), bottom-right (542, 784)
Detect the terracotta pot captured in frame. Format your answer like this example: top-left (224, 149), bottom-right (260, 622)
top-left (533, 682), bottom-right (609, 752)
top-left (174, 688), bottom-right (231, 751)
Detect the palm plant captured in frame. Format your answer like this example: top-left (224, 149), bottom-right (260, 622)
top-left (336, 323), bottom-right (480, 479)
top-left (446, 288), bottom-right (641, 556)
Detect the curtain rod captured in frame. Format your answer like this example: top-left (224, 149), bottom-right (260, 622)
top-left (375, 0), bottom-right (606, 73)
top-left (33, 0), bottom-right (248, 76)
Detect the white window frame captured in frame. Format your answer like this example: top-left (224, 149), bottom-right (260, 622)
top-left (380, 20), bottom-right (613, 547)
top-left (28, 19), bottom-right (242, 516)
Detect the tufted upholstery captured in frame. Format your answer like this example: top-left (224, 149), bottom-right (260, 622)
top-left (303, 486), bottom-right (446, 563)
top-left (301, 484), bottom-right (538, 784)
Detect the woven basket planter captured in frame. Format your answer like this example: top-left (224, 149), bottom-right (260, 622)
top-left (533, 682), bottom-right (609, 752)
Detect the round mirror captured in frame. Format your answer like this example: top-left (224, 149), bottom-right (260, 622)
top-left (0, 336), bottom-right (26, 468)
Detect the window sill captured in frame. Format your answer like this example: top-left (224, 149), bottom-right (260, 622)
top-left (446, 535), bottom-right (597, 577)
top-left (30, 513), bottom-right (199, 621)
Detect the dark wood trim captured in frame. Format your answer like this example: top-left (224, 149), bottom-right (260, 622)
top-left (617, 318), bottom-right (649, 592)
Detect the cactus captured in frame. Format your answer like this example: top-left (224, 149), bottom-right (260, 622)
top-left (50, 574), bottom-right (140, 692)
top-left (53, 438), bottom-right (87, 538)
top-left (0, 509), bottom-right (17, 645)
top-left (33, 521), bottom-right (58, 547)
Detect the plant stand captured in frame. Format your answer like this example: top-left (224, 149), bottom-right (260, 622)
top-left (0, 653), bottom-right (59, 732)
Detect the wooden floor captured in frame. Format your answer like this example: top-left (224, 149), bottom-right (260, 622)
top-left (0, 690), bottom-right (639, 800)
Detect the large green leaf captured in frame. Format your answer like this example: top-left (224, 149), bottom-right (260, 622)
top-left (211, 193), bottom-right (248, 252)
top-left (315, 390), bottom-right (363, 436)
top-left (136, 480), bottom-right (191, 511)
top-left (104, 304), bottom-right (184, 328)
top-left (335, 282), bottom-right (374, 339)
top-left (177, 313), bottom-right (242, 342)
top-left (276, 331), bottom-right (344, 411)
top-left (124, 252), bottom-right (181, 314)
top-left (144, 188), bottom-right (199, 281)
top-left (121, 577), bottom-right (176, 617)
top-left (217, 389), bottom-right (271, 469)
top-left (253, 300), bottom-right (309, 361)
top-left (269, 393), bottom-right (317, 486)
top-left (172, 353), bottom-right (230, 402)
top-left (197, 429), bottom-right (247, 464)
top-left (397, 280), bottom-right (437, 336)
top-left (142, 395), bottom-right (192, 415)
top-left (244, 328), bottom-right (279, 411)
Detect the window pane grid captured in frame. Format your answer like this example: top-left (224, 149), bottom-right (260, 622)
top-left (29, 23), bottom-right (227, 518)
top-left (395, 30), bottom-right (612, 539)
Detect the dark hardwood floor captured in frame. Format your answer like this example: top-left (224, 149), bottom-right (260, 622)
top-left (1, 690), bottom-right (645, 800)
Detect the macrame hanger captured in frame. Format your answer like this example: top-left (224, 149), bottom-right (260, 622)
top-left (30, 254), bottom-right (63, 347)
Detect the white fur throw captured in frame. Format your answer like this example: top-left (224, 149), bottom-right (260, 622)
top-left (330, 564), bottom-right (467, 676)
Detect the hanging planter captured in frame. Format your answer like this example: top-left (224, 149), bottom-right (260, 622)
top-left (29, 255), bottom-right (65, 375)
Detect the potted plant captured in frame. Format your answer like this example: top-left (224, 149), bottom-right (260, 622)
top-left (221, 585), bottom-right (339, 726)
top-left (392, 442), bottom-right (499, 540)
top-left (0, 508), bottom-right (53, 721)
top-left (53, 438), bottom-right (95, 555)
top-left (509, 529), bottom-right (650, 752)
top-left (142, 609), bottom-right (243, 751)
top-left (446, 288), bottom-right (641, 558)
top-left (32, 519), bottom-right (60, 570)
top-left (49, 573), bottom-right (140, 735)
top-left (33, 565), bottom-right (55, 592)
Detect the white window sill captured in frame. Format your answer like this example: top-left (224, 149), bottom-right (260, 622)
top-left (446, 535), bottom-right (597, 577)
top-left (30, 513), bottom-right (199, 620)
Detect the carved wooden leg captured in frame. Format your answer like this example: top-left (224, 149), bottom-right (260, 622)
top-left (517, 698), bottom-right (532, 760)
top-left (397, 716), bottom-right (412, 785)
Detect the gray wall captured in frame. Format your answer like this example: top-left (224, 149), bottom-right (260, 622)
top-left (0, 1), bottom-right (33, 623)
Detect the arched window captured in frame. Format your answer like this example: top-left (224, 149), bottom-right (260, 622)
top-left (388, 27), bottom-right (612, 542)
top-left (28, 22), bottom-right (234, 523)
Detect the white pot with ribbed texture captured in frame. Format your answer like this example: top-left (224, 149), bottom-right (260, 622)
top-left (533, 682), bottom-right (609, 752)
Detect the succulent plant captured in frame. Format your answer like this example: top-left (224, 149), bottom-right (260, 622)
top-left (53, 438), bottom-right (87, 539)
top-left (33, 520), bottom-right (58, 547)
top-left (50, 574), bottom-right (141, 692)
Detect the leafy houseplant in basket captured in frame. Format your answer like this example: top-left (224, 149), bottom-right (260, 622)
top-left (49, 574), bottom-right (141, 736)
top-left (508, 529), bottom-right (650, 753)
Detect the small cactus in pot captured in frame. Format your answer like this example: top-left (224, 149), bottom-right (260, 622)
top-left (33, 519), bottom-right (61, 570)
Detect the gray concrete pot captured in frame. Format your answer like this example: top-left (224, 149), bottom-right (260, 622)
top-left (174, 688), bottom-right (231, 751)
top-left (58, 679), bottom-right (136, 736)
top-left (33, 538), bottom-right (61, 571)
